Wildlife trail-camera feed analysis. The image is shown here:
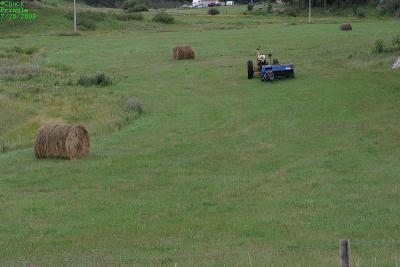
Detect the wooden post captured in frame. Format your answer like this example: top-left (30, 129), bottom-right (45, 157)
top-left (340, 239), bottom-right (350, 267)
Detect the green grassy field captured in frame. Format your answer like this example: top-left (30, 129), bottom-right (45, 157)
top-left (1, 3), bottom-right (400, 266)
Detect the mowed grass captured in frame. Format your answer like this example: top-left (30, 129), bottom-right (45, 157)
top-left (0, 7), bottom-right (400, 266)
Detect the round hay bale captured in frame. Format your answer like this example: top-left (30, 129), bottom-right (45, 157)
top-left (172, 45), bottom-right (195, 60)
top-left (33, 124), bottom-right (90, 160)
top-left (340, 23), bottom-right (352, 31)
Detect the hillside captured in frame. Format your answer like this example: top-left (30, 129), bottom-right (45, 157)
top-left (1, 3), bottom-right (400, 266)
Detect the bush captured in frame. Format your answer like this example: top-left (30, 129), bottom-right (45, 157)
top-left (77, 18), bottom-right (96, 31)
top-left (65, 10), bottom-right (108, 22)
top-left (44, 62), bottom-right (72, 72)
top-left (0, 137), bottom-right (8, 154)
top-left (0, 64), bottom-right (42, 77)
top-left (122, 0), bottom-right (137, 9)
top-left (372, 39), bottom-right (384, 54)
top-left (64, 11), bottom-right (74, 20)
top-left (392, 34), bottom-right (400, 50)
top-left (7, 46), bottom-right (38, 55)
top-left (79, 71), bottom-right (112, 86)
top-left (287, 9), bottom-right (297, 17)
top-left (356, 9), bottom-right (366, 17)
top-left (115, 12), bottom-right (144, 20)
top-left (267, 2), bottom-right (272, 13)
top-left (377, 2), bottom-right (400, 16)
top-left (84, 0), bottom-right (119, 7)
top-left (123, 96), bottom-right (143, 113)
top-left (122, 0), bottom-right (148, 11)
top-left (152, 12), bottom-right (174, 24)
top-left (247, 4), bottom-right (254, 11)
top-left (208, 8), bottom-right (220, 15)
top-left (126, 5), bottom-right (148, 12)
top-left (58, 31), bottom-right (81, 36)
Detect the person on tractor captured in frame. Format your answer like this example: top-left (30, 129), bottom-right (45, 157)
top-left (256, 48), bottom-right (267, 70)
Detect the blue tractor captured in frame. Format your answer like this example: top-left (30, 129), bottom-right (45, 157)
top-left (247, 48), bottom-right (295, 81)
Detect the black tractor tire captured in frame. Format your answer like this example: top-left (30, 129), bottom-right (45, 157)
top-left (247, 60), bottom-right (254, 79)
top-left (288, 70), bottom-right (295, 79)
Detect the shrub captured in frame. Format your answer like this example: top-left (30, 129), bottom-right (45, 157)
top-left (77, 18), bottom-right (96, 31)
top-left (79, 71), bottom-right (112, 86)
top-left (287, 9), bottom-right (297, 17)
top-left (126, 4), bottom-right (148, 12)
top-left (0, 137), bottom-right (8, 154)
top-left (64, 11), bottom-right (74, 20)
top-left (377, 2), bottom-right (400, 15)
top-left (378, 9), bottom-right (386, 16)
top-left (21, 47), bottom-right (38, 55)
top-left (122, 0), bottom-right (137, 9)
top-left (356, 9), bottom-right (366, 17)
top-left (65, 10), bottom-right (107, 21)
top-left (113, 0), bottom-right (124, 8)
top-left (352, 7), bottom-right (357, 16)
top-left (7, 46), bottom-right (38, 55)
top-left (247, 4), bottom-right (254, 11)
top-left (84, 0), bottom-right (119, 8)
top-left (122, 0), bottom-right (148, 11)
top-left (208, 8), bottom-right (220, 15)
top-left (123, 97), bottom-right (143, 113)
top-left (115, 12), bottom-right (144, 20)
top-left (65, 11), bottom-right (107, 31)
top-left (392, 34), bottom-right (400, 50)
top-left (372, 39), bottom-right (384, 54)
top-left (267, 1), bottom-right (273, 13)
top-left (0, 64), bottom-right (42, 77)
top-left (58, 31), bottom-right (81, 36)
top-left (152, 12), bottom-right (174, 24)
top-left (44, 62), bottom-right (72, 72)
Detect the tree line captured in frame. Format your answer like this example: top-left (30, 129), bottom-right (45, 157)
top-left (81, 0), bottom-right (399, 14)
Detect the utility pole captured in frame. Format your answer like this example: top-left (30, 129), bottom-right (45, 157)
top-left (73, 0), bottom-right (77, 32)
top-left (308, 0), bottom-right (311, 23)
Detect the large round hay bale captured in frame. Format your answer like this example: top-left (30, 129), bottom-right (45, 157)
top-left (33, 124), bottom-right (90, 160)
top-left (172, 45), bottom-right (195, 60)
top-left (340, 23), bottom-right (352, 31)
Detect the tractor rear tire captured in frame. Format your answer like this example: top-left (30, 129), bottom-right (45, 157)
top-left (247, 60), bottom-right (254, 79)
top-left (288, 71), bottom-right (295, 79)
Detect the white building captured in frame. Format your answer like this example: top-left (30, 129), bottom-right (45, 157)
top-left (192, 0), bottom-right (202, 7)
top-left (192, 0), bottom-right (221, 7)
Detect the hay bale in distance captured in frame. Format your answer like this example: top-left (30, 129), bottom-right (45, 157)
top-left (34, 124), bottom-right (90, 160)
top-left (340, 23), bottom-right (352, 31)
top-left (172, 45), bottom-right (195, 60)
